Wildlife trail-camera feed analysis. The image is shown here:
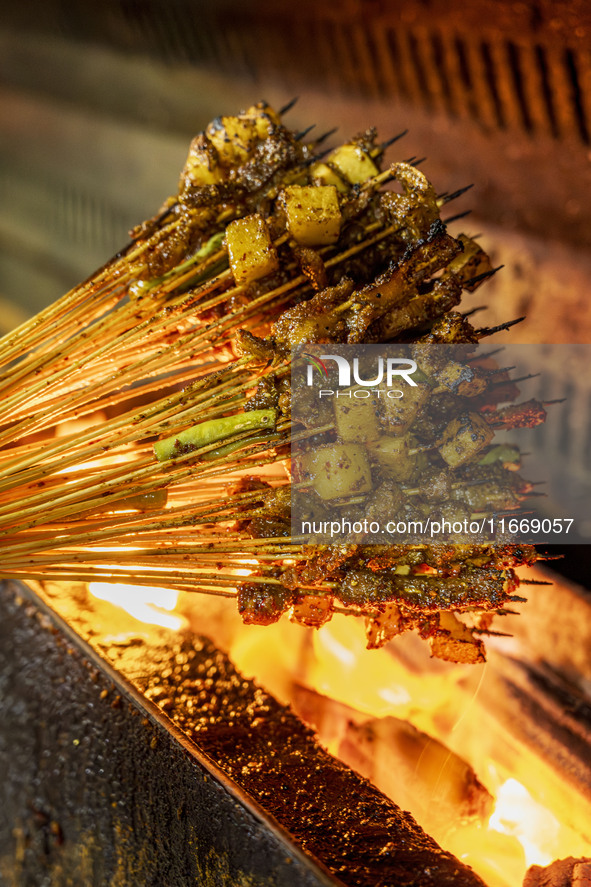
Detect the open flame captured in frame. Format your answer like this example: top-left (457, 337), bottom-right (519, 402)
top-left (488, 778), bottom-right (558, 868)
top-left (87, 547), bottom-right (186, 632)
top-left (222, 613), bottom-right (591, 887)
top-left (89, 581), bottom-right (185, 631)
top-left (83, 546), bottom-right (590, 886)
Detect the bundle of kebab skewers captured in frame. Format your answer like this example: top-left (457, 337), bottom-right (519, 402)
top-left (0, 100), bottom-right (551, 664)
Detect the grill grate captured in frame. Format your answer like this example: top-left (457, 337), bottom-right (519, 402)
top-left (0, 0), bottom-right (589, 312)
top-left (3, 0), bottom-right (590, 145)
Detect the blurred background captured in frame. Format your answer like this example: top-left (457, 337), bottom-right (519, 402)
top-left (0, 0), bottom-right (590, 334)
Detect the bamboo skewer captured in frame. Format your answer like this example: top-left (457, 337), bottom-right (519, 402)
top-left (0, 102), bottom-right (545, 664)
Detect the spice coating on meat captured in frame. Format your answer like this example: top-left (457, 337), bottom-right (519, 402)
top-left (132, 103), bottom-right (544, 663)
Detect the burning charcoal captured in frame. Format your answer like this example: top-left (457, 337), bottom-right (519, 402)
top-left (523, 857), bottom-right (591, 887)
top-left (338, 714), bottom-right (493, 838)
top-left (1, 579), bottom-right (490, 887)
top-left (573, 862), bottom-right (591, 886)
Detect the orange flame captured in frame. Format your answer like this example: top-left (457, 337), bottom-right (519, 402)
top-left (89, 581), bottom-right (185, 631)
top-left (83, 537), bottom-right (590, 884)
top-left (224, 615), bottom-right (591, 887)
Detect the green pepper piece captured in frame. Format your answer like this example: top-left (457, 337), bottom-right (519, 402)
top-left (477, 444), bottom-right (521, 467)
top-left (154, 409), bottom-right (277, 462)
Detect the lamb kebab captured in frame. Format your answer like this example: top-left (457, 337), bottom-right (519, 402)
top-left (133, 103), bottom-right (556, 666)
top-left (0, 98), bottom-right (547, 667)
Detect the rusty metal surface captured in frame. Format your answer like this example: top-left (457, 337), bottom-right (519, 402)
top-left (3, 0), bottom-right (591, 150)
top-left (0, 580), bottom-right (340, 887)
top-left (0, 580), bottom-right (488, 887)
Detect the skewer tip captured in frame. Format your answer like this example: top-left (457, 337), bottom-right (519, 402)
top-left (379, 129), bottom-right (409, 151)
top-left (313, 127), bottom-right (339, 146)
top-left (517, 578), bottom-right (552, 586)
top-left (279, 97), bottom-right (299, 115)
top-left (476, 315), bottom-right (526, 337)
top-left (442, 183), bottom-right (474, 203)
top-left (295, 124), bottom-right (316, 141)
top-left (444, 209), bottom-right (473, 225)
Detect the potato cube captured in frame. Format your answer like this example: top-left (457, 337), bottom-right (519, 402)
top-left (243, 102), bottom-right (280, 139)
top-left (367, 434), bottom-right (416, 481)
top-left (447, 234), bottom-right (493, 291)
top-left (206, 105), bottom-right (279, 166)
top-left (280, 185), bottom-right (341, 246)
top-left (207, 115), bottom-right (258, 164)
top-left (301, 444), bottom-right (372, 500)
top-left (430, 612), bottom-right (486, 664)
top-left (380, 382), bottom-right (431, 434)
top-left (310, 161), bottom-right (348, 192)
top-left (435, 361), bottom-right (487, 397)
top-left (225, 214), bottom-right (278, 285)
top-left (334, 390), bottom-right (380, 442)
top-left (326, 143), bottom-right (379, 184)
top-left (438, 412), bottom-right (494, 468)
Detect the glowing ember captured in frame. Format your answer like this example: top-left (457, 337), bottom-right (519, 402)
top-left (89, 582), bottom-right (185, 631)
top-left (220, 614), bottom-right (591, 887)
top-left (82, 544), bottom-right (590, 886)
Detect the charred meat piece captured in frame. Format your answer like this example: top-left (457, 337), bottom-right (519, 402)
top-left (482, 398), bottom-right (548, 429)
top-left (237, 581), bottom-right (295, 625)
